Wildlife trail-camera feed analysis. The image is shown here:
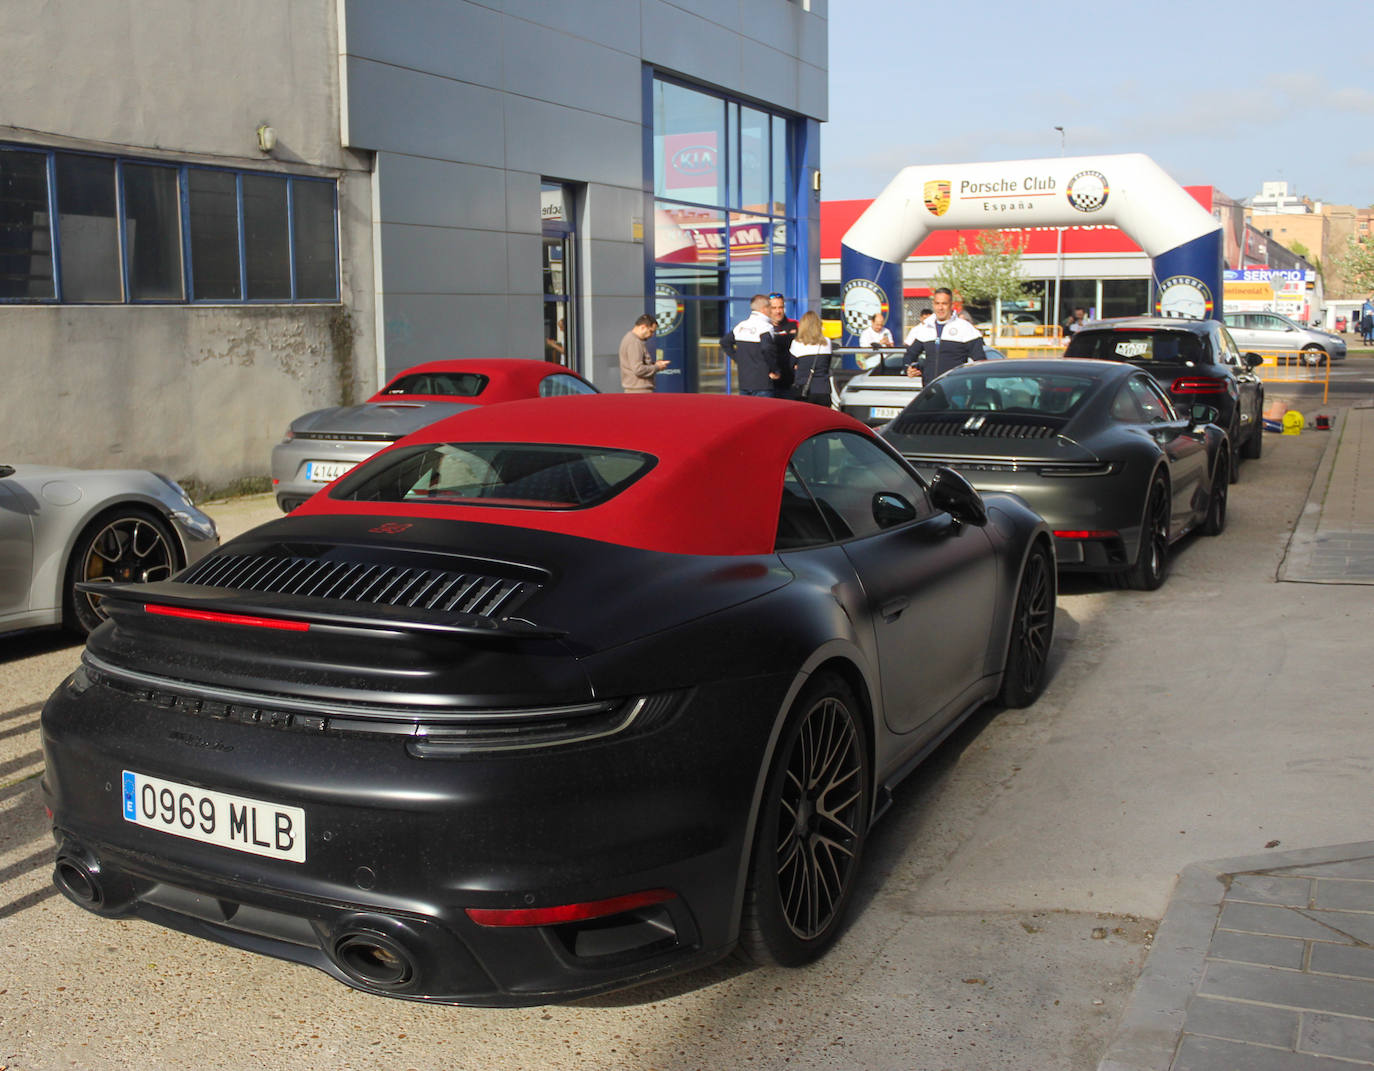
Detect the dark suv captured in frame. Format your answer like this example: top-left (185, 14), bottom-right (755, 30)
top-left (1064, 317), bottom-right (1265, 477)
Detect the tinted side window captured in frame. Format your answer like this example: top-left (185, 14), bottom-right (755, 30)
top-left (789, 431), bottom-right (928, 541)
top-left (539, 373), bottom-right (597, 397)
top-left (775, 464), bottom-right (835, 550)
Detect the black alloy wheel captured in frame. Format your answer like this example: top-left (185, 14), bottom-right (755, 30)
top-left (1120, 477), bottom-right (1169, 591)
top-left (1202, 455), bottom-right (1228, 536)
top-left (998, 544), bottom-right (1055, 708)
top-left (65, 511), bottom-right (177, 635)
top-left (740, 673), bottom-right (870, 967)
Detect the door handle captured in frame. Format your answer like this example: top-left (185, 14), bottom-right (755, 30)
top-left (880, 596), bottom-right (909, 622)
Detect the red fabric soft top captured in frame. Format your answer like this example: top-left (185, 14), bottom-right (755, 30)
top-left (295, 394), bottom-right (875, 556)
top-left (367, 359), bottom-right (593, 404)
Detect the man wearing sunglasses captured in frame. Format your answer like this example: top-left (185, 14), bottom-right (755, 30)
top-left (764, 292), bottom-right (799, 398)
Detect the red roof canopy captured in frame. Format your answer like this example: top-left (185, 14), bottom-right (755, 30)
top-left (297, 394), bottom-right (875, 556)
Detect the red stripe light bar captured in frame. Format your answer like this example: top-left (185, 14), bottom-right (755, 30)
top-left (466, 888), bottom-right (676, 928)
top-left (1170, 378), bottom-right (1227, 394)
top-left (143, 604), bottom-right (311, 632)
top-left (1054, 530), bottom-right (1118, 540)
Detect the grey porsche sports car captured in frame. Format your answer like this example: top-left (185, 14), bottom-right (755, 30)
top-left (271, 359), bottom-right (598, 512)
top-left (881, 358), bottom-right (1230, 590)
top-left (0, 464), bottom-right (218, 636)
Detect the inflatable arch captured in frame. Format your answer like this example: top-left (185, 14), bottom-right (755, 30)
top-left (838, 153), bottom-right (1222, 345)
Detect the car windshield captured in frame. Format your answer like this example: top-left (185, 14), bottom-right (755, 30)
top-left (381, 372), bottom-right (490, 396)
top-left (1064, 330), bottom-right (1203, 363)
top-left (330, 442), bottom-right (655, 510)
top-left (909, 371), bottom-right (1099, 416)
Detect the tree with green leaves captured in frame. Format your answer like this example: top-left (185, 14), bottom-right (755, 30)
top-left (1333, 236), bottom-right (1374, 296)
top-left (932, 230), bottom-right (1032, 310)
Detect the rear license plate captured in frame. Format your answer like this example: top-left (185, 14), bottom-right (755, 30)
top-left (122, 770), bottom-right (306, 863)
top-left (871, 407), bottom-right (903, 419)
top-left (305, 460), bottom-right (355, 483)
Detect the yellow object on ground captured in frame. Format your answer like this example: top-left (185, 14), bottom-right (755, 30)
top-left (1282, 410), bottom-right (1305, 435)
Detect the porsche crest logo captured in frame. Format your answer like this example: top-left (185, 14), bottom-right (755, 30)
top-left (923, 180), bottom-right (952, 217)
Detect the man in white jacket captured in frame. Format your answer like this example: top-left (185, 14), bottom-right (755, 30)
top-left (903, 288), bottom-right (985, 381)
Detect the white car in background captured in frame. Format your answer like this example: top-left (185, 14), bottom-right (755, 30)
top-left (1222, 311), bottom-right (1346, 365)
top-left (837, 346), bottom-right (1005, 426)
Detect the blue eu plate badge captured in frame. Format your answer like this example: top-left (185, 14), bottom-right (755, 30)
top-left (122, 771), bottom-right (137, 820)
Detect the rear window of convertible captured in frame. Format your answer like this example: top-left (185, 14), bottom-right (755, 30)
top-left (381, 372), bottom-right (489, 396)
top-left (330, 443), bottom-right (656, 510)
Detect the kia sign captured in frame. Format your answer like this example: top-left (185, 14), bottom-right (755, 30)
top-left (663, 133), bottom-right (719, 192)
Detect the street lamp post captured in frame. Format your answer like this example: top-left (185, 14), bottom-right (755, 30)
top-left (1053, 126), bottom-right (1065, 336)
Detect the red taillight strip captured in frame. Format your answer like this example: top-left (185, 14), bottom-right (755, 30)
top-left (465, 888), bottom-right (677, 928)
top-left (1054, 530), bottom-right (1119, 539)
top-left (143, 604), bottom-right (311, 632)
top-left (1170, 378), bottom-right (1227, 394)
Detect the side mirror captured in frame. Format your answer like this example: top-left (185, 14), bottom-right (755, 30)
top-left (928, 466), bottom-right (988, 527)
top-left (1244, 352), bottom-right (1264, 369)
top-left (1190, 404), bottom-right (1219, 427)
top-left (0, 465), bottom-right (12, 479)
top-left (872, 491), bottom-right (916, 529)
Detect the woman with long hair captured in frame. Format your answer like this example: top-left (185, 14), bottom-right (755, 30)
top-left (790, 311), bottom-right (833, 406)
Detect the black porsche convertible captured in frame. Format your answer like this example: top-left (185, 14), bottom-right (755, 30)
top-left (42, 394), bottom-right (1054, 1006)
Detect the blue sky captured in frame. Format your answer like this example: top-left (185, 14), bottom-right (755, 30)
top-left (823, 0), bottom-right (1374, 208)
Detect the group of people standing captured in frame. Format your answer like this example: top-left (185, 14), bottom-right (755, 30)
top-left (720, 292), bottom-right (834, 405)
top-left (620, 284), bottom-right (986, 399)
top-left (618, 294), bottom-right (831, 402)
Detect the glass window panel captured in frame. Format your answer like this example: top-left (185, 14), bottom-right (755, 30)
top-left (123, 163), bottom-right (184, 301)
top-left (0, 148), bottom-right (54, 299)
top-left (655, 202), bottom-right (725, 268)
top-left (727, 210), bottom-right (768, 299)
top-left (653, 80), bottom-right (725, 206)
top-left (189, 169), bottom-right (241, 300)
top-left (291, 178), bottom-right (337, 300)
top-left (1101, 278), bottom-right (1149, 319)
top-left (739, 107), bottom-right (769, 211)
top-left (243, 173), bottom-right (290, 300)
top-left (771, 115), bottom-right (788, 215)
top-left (55, 153), bottom-right (121, 302)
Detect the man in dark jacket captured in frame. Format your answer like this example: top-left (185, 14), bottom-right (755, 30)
top-left (764, 292), bottom-right (799, 397)
top-left (903, 288), bottom-right (986, 381)
top-left (721, 294), bottom-right (778, 395)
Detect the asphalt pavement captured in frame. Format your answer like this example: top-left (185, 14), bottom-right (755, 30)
top-left (1099, 401), bottom-right (1374, 1070)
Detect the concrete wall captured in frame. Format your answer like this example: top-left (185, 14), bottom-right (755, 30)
top-left (339, 0), bottom-right (828, 387)
top-left (0, 0), bottom-right (375, 490)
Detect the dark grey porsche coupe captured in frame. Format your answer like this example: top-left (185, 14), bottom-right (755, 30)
top-left (881, 358), bottom-right (1230, 590)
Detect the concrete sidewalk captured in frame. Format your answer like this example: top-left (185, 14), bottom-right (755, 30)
top-left (1099, 405), bottom-right (1374, 1070)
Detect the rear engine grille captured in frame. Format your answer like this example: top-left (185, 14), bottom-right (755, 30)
top-left (891, 415), bottom-right (1061, 439)
top-left (180, 553), bottom-right (537, 618)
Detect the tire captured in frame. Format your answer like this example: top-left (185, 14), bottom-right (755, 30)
top-left (1202, 454), bottom-right (1228, 536)
top-left (739, 673), bottom-right (870, 967)
top-left (1226, 418), bottom-right (1241, 483)
top-left (1122, 476), bottom-right (1170, 591)
top-left (1301, 344), bottom-right (1326, 367)
top-left (1240, 419), bottom-right (1263, 460)
top-left (64, 509), bottom-right (178, 635)
top-left (998, 543), bottom-right (1055, 708)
